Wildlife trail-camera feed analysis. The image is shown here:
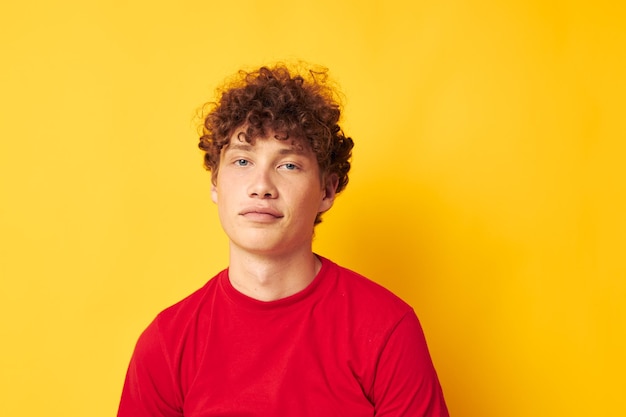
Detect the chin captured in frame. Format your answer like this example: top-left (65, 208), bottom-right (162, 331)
top-left (234, 238), bottom-right (306, 257)
top-left (227, 228), bottom-right (312, 255)
top-left (231, 235), bottom-right (283, 253)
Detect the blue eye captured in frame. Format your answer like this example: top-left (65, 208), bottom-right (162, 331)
top-left (283, 163), bottom-right (297, 170)
top-left (235, 159), bottom-right (249, 166)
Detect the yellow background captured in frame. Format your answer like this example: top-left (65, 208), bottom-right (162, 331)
top-left (1, 1), bottom-right (624, 416)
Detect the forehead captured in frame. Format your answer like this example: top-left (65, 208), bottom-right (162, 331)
top-left (223, 129), bottom-right (312, 154)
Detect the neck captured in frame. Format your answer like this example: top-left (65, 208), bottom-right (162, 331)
top-left (227, 245), bottom-right (321, 302)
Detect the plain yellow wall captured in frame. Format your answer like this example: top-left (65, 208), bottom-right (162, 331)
top-left (1, 1), bottom-right (624, 416)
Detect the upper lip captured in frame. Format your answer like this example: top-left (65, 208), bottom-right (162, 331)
top-left (239, 206), bottom-right (283, 217)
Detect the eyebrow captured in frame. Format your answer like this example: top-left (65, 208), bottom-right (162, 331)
top-left (224, 142), bottom-right (309, 155)
top-left (224, 143), bottom-right (253, 152)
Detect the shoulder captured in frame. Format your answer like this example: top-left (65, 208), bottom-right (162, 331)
top-left (320, 256), bottom-right (414, 326)
top-left (142, 270), bottom-right (225, 344)
top-left (323, 257), bottom-right (411, 306)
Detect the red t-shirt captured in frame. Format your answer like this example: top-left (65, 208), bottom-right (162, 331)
top-left (118, 256), bottom-right (449, 416)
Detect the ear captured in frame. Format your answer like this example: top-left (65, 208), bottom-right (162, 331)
top-left (318, 173), bottom-right (339, 213)
top-left (211, 183), bottom-right (218, 204)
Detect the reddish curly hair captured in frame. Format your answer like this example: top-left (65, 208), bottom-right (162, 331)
top-left (198, 64), bottom-right (354, 207)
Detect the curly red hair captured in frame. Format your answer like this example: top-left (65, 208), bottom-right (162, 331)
top-left (198, 64), bottom-right (354, 205)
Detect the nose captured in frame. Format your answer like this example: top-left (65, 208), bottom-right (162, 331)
top-left (248, 168), bottom-right (278, 199)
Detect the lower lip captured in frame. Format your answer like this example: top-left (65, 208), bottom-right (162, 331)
top-left (241, 212), bottom-right (281, 223)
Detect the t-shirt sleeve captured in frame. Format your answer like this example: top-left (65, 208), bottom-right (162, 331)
top-left (370, 310), bottom-right (449, 417)
top-left (117, 318), bottom-right (183, 417)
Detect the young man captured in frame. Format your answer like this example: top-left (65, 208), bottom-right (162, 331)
top-left (118, 64), bottom-right (449, 416)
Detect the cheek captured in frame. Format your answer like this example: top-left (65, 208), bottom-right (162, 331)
top-left (298, 189), bottom-right (325, 214)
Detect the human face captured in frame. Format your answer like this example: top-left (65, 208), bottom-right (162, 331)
top-left (211, 129), bottom-right (338, 257)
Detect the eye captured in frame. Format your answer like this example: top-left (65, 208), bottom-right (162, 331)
top-left (234, 159), bottom-right (249, 167)
top-left (280, 162), bottom-right (299, 171)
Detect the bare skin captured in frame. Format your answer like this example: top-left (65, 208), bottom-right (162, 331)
top-left (211, 128), bottom-right (338, 301)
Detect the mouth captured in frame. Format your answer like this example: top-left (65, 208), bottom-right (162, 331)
top-left (239, 208), bottom-right (284, 221)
